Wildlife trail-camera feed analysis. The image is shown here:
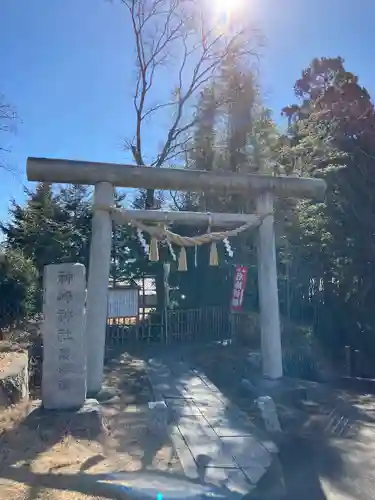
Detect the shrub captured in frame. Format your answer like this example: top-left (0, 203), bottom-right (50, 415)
top-left (0, 249), bottom-right (39, 332)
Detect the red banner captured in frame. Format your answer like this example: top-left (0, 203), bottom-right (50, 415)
top-left (230, 265), bottom-right (248, 312)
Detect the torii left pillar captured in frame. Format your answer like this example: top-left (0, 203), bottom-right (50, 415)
top-left (85, 182), bottom-right (114, 394)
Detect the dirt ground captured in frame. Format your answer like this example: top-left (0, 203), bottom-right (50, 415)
top-left (0, 352), bottom-right (16, 373)
top-left (0, 351), bottom-right (181, 500)
top-left (0, 341), bottom-right (26, 374)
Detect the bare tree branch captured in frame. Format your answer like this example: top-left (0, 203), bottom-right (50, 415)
top-left (119, 0), bottom-right (260, 206)
top-left (142, 100), bottom-right (176, 120)
top-left (153, 136), bottom-right (195, 165)
top-left (0, 95), bottom-right (17, 172)
top-left (169, 190), bottom-right (183, 210)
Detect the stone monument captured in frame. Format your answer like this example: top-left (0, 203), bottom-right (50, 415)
top-left (42, 263), bottom-right (87, 410)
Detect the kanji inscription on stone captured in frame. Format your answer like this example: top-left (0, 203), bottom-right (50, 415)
top-left (42, 263), bottom-right (87, 410)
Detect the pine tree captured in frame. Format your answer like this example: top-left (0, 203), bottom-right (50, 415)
top-left (2, 183), bottom-right (68, 276)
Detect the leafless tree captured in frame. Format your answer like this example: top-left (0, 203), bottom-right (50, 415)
top-left (0, 95), bottom-right (17, 172)
top-left (120, 0), bottom-right (260, 207)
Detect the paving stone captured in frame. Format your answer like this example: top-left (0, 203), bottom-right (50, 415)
top-left (211, 423), bottom-right (256, 438)
top-left (194, 399), bottom-right (225, 410)
top-left (221, 436), bottom-right (272, 469)
top-left (194, 405), bottom-right (225, 420)
top-left (190, 395), bottom-right (224, 406)
top-left (165, 397), bottom-right (197, 407)
top-left (183, 375), bottom-right (208, 388)
top-left (192, 371), bottom-right (223, 394)
top-left (225, 405), bottom-right (272, 443)
top-left (241, 463), bottom-right (268, 485)
top-left (166, 399), bottom-right (202, 418)
top-left (260, 440), bottom-right (279, 454)
top-left (168, 360), bottom-right (195, 378)
top-left (147, 367), bottom-right (185, 397)
top-left (183, 384), bottom-right (223, 398)
top-left (100, 470), bottom-right (242, 500)
top-left (225, 405), bottom-right (251, 423)
top-left (170, 427), bottom-right (198, 479)
top-left (147, 361), bottom-right (183, 398)
top-left (155, 383), bottom-right (183, 398)
top-left (146, 356), bottom-right (277, 492)
top-left (202, 466), bottom-right (255, 495)
top-left (183, 375), bottom-right (222, 395)
top-left (208, 413), bottom-right (258, 438)
top-left (177, 416), bottom-right (236, 468)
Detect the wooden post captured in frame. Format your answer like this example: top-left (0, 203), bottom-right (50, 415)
top-left (85, 182), bottom-right (115, 395)
top-left (256, 192), bottom-right (283, 379)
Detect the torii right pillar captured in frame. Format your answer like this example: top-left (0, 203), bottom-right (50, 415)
top-left (256, 191), bottom-right (283, 379)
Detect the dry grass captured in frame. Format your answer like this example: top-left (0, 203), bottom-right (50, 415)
top-left (0, 341), bottom-right (26, 374)
top-left (0, 352), bottom-right (15, 374)
top-left (0, 351), bottom-right (181, 500)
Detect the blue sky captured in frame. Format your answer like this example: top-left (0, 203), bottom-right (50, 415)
top-left (1, 0), bottom-right (375, 219)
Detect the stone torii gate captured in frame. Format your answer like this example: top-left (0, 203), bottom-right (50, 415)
top-left (27, 157), bottom-right (326, 395)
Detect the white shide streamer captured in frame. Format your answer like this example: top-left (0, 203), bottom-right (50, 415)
top-left (167, 240), bottom-right (177, 261)
top-left (137, 228), bottom-right (149, 256)
top-left (223, 238), bottom-right (234, 258)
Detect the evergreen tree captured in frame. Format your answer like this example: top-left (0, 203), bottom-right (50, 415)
top-left (2, 183), bottom-right (68, 277)
top-left (173, 64), bottom-right (281, 310)
top-left (0, 249), bottom-right (38, 332)
top-left (281, 57), bottom-right (375, 370)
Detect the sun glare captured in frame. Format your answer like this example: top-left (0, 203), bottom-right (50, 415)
top-left (214, 0), bottom-right (242, 16)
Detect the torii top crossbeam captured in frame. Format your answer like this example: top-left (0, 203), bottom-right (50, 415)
top-left (27, 157), bottom-right (326, 201)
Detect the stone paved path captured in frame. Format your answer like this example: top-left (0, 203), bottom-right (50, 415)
top-left (146, 356), bottom-right (278, 498)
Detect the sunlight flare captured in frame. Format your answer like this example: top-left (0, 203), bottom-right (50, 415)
top-left (209, 0), bottom-right (245, 33)
top-left (214, 0), bottom-right (243, 17)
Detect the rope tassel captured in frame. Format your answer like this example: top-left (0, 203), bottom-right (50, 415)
top-left (178, 247), bottom-right (188, 271)
top-left (149, 237), bottom-right (159, 262)
top-left (209, 241), bottom-right (219, 266)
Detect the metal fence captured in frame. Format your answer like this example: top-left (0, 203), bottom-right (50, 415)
top-left (105, 307), bottom-right (247, 347)
top-left (1, 307), bottom-right (260, 395)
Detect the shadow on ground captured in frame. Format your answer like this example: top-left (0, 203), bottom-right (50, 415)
top-left (103, 347), bottom-right (181, 471)
top-left (105, 343), bottom-right (273, 497)
top-left (0, 400), bottom-right (245, 499)
top-left (8, 342), bottom-right (375, 499)
top-left (0, 402), bottom-right (111, 499)
top-left (185, 340), bottom-right (375, 499)
top-left (0, 348), bottom-right (180, 499)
